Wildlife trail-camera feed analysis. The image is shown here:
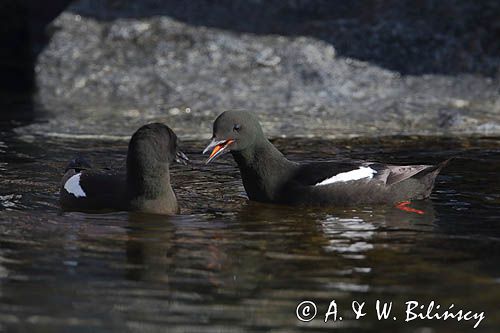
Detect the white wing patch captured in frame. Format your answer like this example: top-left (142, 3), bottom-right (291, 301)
top-left (315, 166), bottom-right (377, 186)
top-left (64, 173), bottom-right (86, 198)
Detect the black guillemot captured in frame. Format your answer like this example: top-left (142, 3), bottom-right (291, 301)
top-left (60, 123), bottom-right (188, 215)
top-left (203, 111), bottom-right (449, 209)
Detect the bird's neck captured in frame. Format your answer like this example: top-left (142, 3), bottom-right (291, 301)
top-left (126, 159), bottom-right (178, 213)
top-left (231, 138), bottom-right (296, 202)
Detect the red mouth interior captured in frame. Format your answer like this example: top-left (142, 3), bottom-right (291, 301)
top-left (209, 140), bottom-right (234, 159)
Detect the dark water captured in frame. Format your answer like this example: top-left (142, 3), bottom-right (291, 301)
top-left (0, 130), bottom-right (499, 332)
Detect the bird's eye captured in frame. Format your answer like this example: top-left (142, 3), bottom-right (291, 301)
top-left (233, 124), bottom-right (241, 131)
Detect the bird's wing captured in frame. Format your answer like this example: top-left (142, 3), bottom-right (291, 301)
top-left (369, 163), bottom-right (434, 185)
top-left (62, 170), bottom-right (126, 199)
top-left (291, 159), bottom-right (450, 188)
top-left (292, 161), bottom-right (379, 186)
top-left (78, 171), bottom-right (126, 197)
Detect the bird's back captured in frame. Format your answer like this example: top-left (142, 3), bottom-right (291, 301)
top-left (60, 169), bottom-right (128, 212)
top-left (282, 159), bottom-right (449, 206)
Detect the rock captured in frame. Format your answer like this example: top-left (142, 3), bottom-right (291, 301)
top-left (26, 0), bottom-right (500, 139)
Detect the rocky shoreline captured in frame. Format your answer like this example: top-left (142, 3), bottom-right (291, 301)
top-left (26, 0), bottom-right (500, 139)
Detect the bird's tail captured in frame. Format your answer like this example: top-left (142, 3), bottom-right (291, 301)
top-left (64, 155), bottom-right (92, 173)
top-left (414, 157), bottom-right (453, 198)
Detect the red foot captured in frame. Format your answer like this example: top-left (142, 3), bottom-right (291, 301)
top-left (395, 201), bottom-right (425, 215)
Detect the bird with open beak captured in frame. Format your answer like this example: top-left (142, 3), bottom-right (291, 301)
top-left (202, 111), bottom-right (268, 164)
top-left (203, 110), bottom-right (449, 210)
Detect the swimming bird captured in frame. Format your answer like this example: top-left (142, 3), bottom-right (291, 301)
top-left (60, 123), bottom-right (188, 215)
top-left (203, 111), bottom-right (449, 208)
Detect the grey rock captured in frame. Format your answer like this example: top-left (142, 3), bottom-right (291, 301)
top-left (26, 0), bottom-right (500, 139)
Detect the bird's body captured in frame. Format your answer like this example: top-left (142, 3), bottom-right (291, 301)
top-left (60, 168), bottom-right (128, 212)
top-left (231, 138), bottom-right (446, 206)
top-left (204, 111), bottom-right (449, 207)
top-left (60, 123), bottom-right (188, 215)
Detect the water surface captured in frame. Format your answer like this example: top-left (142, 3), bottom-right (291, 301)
top-left (0, 130), bottom-right (499, 332)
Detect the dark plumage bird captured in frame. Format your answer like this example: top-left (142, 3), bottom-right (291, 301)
top-left (203, 111), bottom-right (449, 208)
top-left (60, 123), bottom-right (188, 215)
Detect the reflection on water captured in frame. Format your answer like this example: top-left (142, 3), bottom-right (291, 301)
top-left (0, 132), bottom-right (499, 332)
top-left (320, 216), bottom-right (376, 255)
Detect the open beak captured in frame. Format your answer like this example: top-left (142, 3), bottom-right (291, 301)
top-left (175, 150), bottom-right (189, 165)
top-left (203, 139), bottom-right (235, 164)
